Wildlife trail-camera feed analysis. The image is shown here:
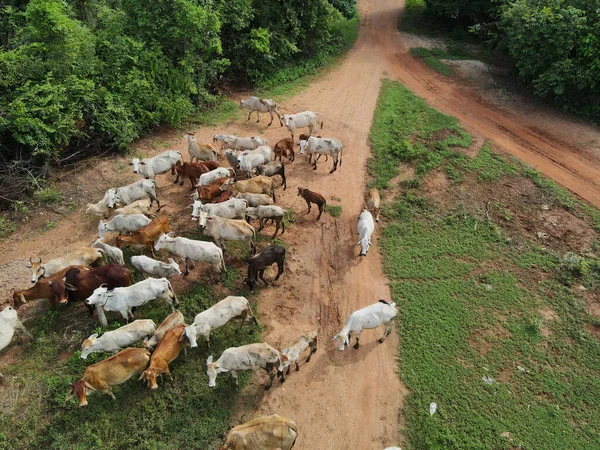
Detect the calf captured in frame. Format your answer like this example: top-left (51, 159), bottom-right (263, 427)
top-left (85, 278), bottom-right (178, 326)
top-left (333, 300), bottom-right (397, 351)
top-left (186, 133), bottom-right (218, 162)
top-left (199, 215), bottom-right (255, 254)
top-left (106, 179), bottom-right (159, 208)
top-left (238, 146), bottom-right (272, 178)
top-left (183, 296), bottom-right (258, 348)
top-left (98, 214), bottom-right (151, 239)
top-left (220, 414), bottom-right (298, 450)
top-left (139, 324), bottom-right (185, 389)
top-left (0, 306), bottom-right (31, 353)
top-left (245, 205), bottom-right (285, 238)
top-left (220, 176), bottom-right (275, 201)
top-left (234, 192), bottom-right (274, 207)
top-left (297, 187), bottom-right (326, 221)
top-left (255, 162), bottom-right (286, 190)
top-left (207, 343), bottom-right (281, 390)
top-left (13, 265), bottom-right (90, 308)
top-left (27, 248), bottom-right (103, 283)
top-left (196, 177), bottom-right (231, 203)
top-left (278, 329), bottom-right (318, 380)
top-left (366, 188), bottom-right (381, 222)
top-left (298, 133), bottom-right (324, 163)
top-left (92, 239), bottom-right (125, 265)
top-left (66, 348), bottom-right (151, 406)
top-left (213, 134), bottom-right (268, 151)
top-left (174, 162), bottom-right (210, 190)
top-left (198, 167), bottom-right (235, 187)
top-left (239, 97), bottom-right (281, 126)
top-left (131, 255), bottom-right (181, 279)
top-left (143, 311), bottom-right (185, 349)
top-left (273, 138), bottom-right (295, 162)
top-left (116, 215), bottom-right (170, 256)
top-left (130, 150), bottom-right (182, 180)
top-left (154, 233), bottom-right (226, 276)
top-left (80, 319), bottom-right (156, 359)
top-left (357, 209), bottom-right (375, 257)
top-left (245, 244), bottom-right (285, 292)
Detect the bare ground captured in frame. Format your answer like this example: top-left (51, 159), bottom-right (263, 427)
top-left (3, 0), bottom-right (600, 449)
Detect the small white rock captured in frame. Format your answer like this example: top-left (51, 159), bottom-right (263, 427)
top-left (429, 402), bottom-right (437, 416)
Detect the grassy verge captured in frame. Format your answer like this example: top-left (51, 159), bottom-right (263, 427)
top-left (0, 281), bottom-right (260, 450)
top-left (370, 80), bottom-right (600, 449)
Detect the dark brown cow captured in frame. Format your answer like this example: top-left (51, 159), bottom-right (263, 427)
top-left (53, 264), bottom-right (132, 316)
top-left (297, 187), bottom-right (326, 220)
top-left (245, 244), bottom-right (285, 292)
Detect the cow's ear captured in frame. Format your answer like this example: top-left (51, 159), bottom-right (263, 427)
top-left (140, 161), bottom-right (146, 165)
top-left (138, 372), bottom-right (146, 381)
top-left (89, 333), bottom-right (99, 340)
top-left (65, 282), bottom-right (78, 291)
top-left (356, 241), bottom-right (361, 247)
top-left (206, 355), bottom-right (213, 365)
top-left (128, 162), bottom-right (133, 166)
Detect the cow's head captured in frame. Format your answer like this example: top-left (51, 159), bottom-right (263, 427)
top-left (244, 277), bottom-right (258, 293)
top-left (197, 210), bottom-right (210, 229)
top-left (49, 279), bottom-right (69, 305)
top-left (139, 368), bottom-right (161, 390)
top-left (0, 305), bottom-right (18, 325)
top-left (190, 200), bottom-right (203, 221)
top-left (357, 238), bottom-right (373, 257)
top-left (332, 333), bottom-right (349, 352)
top-left (206, 355), bottom-right (226, 388)
top-left (66, 378), bottom-right (91, 407)
top-left (281, 114), bottom-right (291, 128)
top-left (12, 290), bottom-right (27, 307)
top-left (130, 158), bottom-right (145, 174)
top-left (165, 258), bottom-right (182, 276)
top-left (219, 179), bottom-right (233, 192)
top-left (154, 233), bottom-right (173, 252)
top-left (80, 333), bottom-right (99, 360)
top-left (27, 257), bottom-right (44, 284)
top-left (297, 187), bottom-right (305, 197)
top-left (85, 284), bottom-right (109, 306)
top-left (278, 354), bottom-right (289, 375)
top-left (183, 323), bottom-right (209, 349)
top-left (299, 140), bottom-right (308, 154)
top-left (105, 188), bottom-right (118, 208)
top-left (97, 220), bottom-right (107, 239)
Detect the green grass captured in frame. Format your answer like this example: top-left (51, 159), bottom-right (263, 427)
top-left (0, 216), bottom-right (17, 238)
top-left (191, 96), bottom-right (242, 126)
top-left (325, 204), bottom-right (342, 217)
top-left (371, 79), bottom-right (600, 449)
top-left (42, 220), bottom-right (57, 231)
top-left (0, 282), bottom-right (260, 450)
top-left (33, 186), bottom-right (63, 204)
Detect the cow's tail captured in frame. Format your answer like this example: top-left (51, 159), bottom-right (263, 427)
top-left (219, 250), bottom-right (227, 273)
top-left (281, 163), bottom-right (286, 190)
top-left (166, 279), bottom-right (179, 308)
top-left (320, 120), bottom-right (324, 130)
top-left (95, 248), bottom-right (107, 264)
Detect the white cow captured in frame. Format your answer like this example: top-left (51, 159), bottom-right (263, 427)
top-left (280, 111), bottom-right (322, 142)
top-left (97, 214), bottom-right (151, 239)
top-left (85, 191), bottom-right (111, 218)
top-left (80, 319), bottom-right (156, 359)
top-left (206, 343), bottom-right (281, 389)
top-left (238, 146), bottom-right (272, 178)
top-left (234, 192), bottom-right (274, 207)
top-left (113, 198), bottom-right (161, 216)
top-left (199, 215), bottom-right (255, 253)
top-left (198, 167), bottom-right (232, 187)
top-left (213, 134), bottom-right (268, 151)
top-left (245, 205), bottom-right (286, 237)
top-left (106, 179), bottom-right (158, 208)
top-left (333, 300), bottom-right (397, 351)
top-left (357, 209), bottom-right (375, 257)
top-left (154, 233), bottom-right (226, 276)
top-left (143, 311), bottom-right (185, 349)
top-left (27, 248), bottom-right (104, 283)
top-left (278, 329), bottom-right (318, 378)
top-left (299, 136), bottom-right (343, 173)
top-left (0, 306), bottom-right (30, 353)
top-left (191, 198), bottom-right (247, 222)
top-left (186, 134), bottom-right (218, 162)
top-left (130, 255), bottom-right (182, 278)
top-left (85, 278), bottom-right (178, 325)
top-left (183, 296), bottom-right (258, 348)
top-left (130, 150), bottom-right (182, 179)
top-left (92, 239), bottom-right (125, 265)
top-left (239, 97), bottom-right (281, 126)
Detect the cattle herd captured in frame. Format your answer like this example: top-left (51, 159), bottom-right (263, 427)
top-left (1, 97), bottom-right (398, 450)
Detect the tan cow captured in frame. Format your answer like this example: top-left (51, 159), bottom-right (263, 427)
top-left (220, 176), bottom-right (275, 201)
top-left (143, 311), bottom-right (185, 349)
top-left (66, 347), bottom-right (151, 406)
top-left (139, 324), bottom-right (185, 389)
top-left (278, 329), bottom-right (318, 380)
top-left (366, 188), bottom-right (381, 222)
top-left (199, 215), bottom-right (256, 254)
top-left (116, 215), bottom-right (170, 256)
top-left (220, 414), bottom-right (298, 450)
top-left (27, 248), bottom-right (104, 284)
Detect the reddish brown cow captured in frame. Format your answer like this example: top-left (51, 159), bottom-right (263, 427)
top-left (116, 216), bottom-right (170, 255)
top-left (66, 347), bottom-right (151, 406)
top-left (139, 324), bottom-right (185, 389)
top-left (174, 162), bottom-right (209, 190)
top-left (12, 265), bottom-right (90, 309)
top-left (202, 160), bottom-right (220, 171)
top-left (51, 264), bottom-right (132, 316)
top-left (273, 138), bottom-right (295, 162)
top-left (297, 187), bottom-right (326, 221)
top-left (196, 177), bottom-right (230, 203)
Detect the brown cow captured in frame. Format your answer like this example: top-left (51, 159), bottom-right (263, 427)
top-left (116, 215), bottom-right (170, 256)
top-left (174, 162), bottom-right (210, 190)
top-left (12, 265), bottom-right (90, 309)
top-left (220, 414), bottom-right (299, 450)
top-left (66, 347), bottom-right (151, 406)
top-left (297, 187), bottom-right (326, 221)
top-left (196, 177), bottom-right (230, 203)
top-left (139, 324), bottom-right (185, 389)
top-left (53, 264), bottom-right (132, 316)
top-left (273, 138), bottom-right (295, 162)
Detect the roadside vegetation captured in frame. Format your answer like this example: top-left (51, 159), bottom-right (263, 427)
top-left (0, 0), bottom-right (359, 210)
top-left (0, 281), bottom-right (260, 450)
top-left (399, 0), bottom-right (600, 123)
top-left (370, 79), bottom-right (600, 449)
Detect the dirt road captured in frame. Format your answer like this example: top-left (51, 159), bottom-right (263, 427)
top-left (3, 0), bottom-right (600, 448)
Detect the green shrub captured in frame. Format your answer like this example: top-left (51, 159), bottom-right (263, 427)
top-left (33, 187), bottom-right (62, 204)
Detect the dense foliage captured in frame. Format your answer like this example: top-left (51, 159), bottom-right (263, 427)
top-left (0, 0), bottom-right (357, 207)
top-left (420, 0), bottom-right (600, 121)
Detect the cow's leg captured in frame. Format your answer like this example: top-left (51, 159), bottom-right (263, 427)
top-left (98, 382), bottom-right (116, 400)
top-left (295, 361), bottom-right (300, 372)
top-left (267, 111), bottom-right (274, 126)
top-left (378, 321), bottom-right (393, 344)
top-left (256, 111), bottom-right (261, 123)
top-left (306, 343), bottom-right (317, 363)
top-left (231, 370), bottom-right (239, 386)
top-left (353, 330), bottom-right (362, 349)
top-left (149, 192), bottom-right (160, 208)
top-left (305, 199), bottom-right (312, 214)
top-left (238, 311), bottom-right (247, 332)
top-left (280, 218), bottom-right (285, 235)
top-left (272, 220), bottom-right (279, 239)
top-left (183, 258), bottom-right (190, 276)
top-left (246, 110), bottom-right (252, 122)
top-left (259, 269), bottom-right (269, 286)
top-left (274, 261), bottom-right (284, 281)
top-left (312, 157), bottom-right (318, 171)
top-left (329, 156), bottom-right (338, 174)
top-left (258, 218), bottom-right (265, 232)
top-left (316, 204), bottom-right (324, 221)
top-left (264, 363), bottom-right (276, 390)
